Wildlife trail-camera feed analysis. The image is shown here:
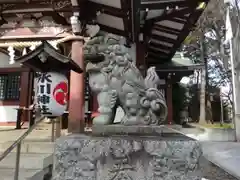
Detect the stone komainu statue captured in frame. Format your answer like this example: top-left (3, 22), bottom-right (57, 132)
top-left (85, 34), bottom-right (168, 125)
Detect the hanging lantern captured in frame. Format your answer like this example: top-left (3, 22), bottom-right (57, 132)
top-left (36, 72), bottom-right (68, 117)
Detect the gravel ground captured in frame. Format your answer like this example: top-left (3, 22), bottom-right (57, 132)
top-left (201, 157), bottom-right (238, 180)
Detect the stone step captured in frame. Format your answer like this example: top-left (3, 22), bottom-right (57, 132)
top-left (0, 141), bottom-right (54, 153)
top-left (1, 168), bottom-right (42, 180)
top-left (1, 164), bottom-right (52, 180)
top-left (0, 153), bottom-right (53, 169)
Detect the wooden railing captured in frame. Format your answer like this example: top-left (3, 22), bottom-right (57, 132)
top-left (15, 107), bottom-right (36, 129)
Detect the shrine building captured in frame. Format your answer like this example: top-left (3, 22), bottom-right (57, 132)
top-left (0, 0), bottom-right (208, 131)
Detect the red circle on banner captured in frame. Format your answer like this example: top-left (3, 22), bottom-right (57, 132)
top-left (53, 82), bottom-right (68, 106)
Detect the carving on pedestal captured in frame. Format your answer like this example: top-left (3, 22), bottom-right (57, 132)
top-left (53, 136), bottom-right (203, 180)
top-left (85, 35), bottom-right (168, 125)
top-left (54, 139), bottom-right (97, 180)
top-left (103, 140), bottom-right (141, 180)
top-left (144, 141), bottom-right (202, 180)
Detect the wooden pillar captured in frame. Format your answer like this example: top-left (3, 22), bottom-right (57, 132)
top-left (136, 41), bottom-right (146, 76)
top-left (28, 71), bottom-right (34, 126)
top-left (68, 40), bottom-right (85, 133)
top-left (19, 70), bottom-right (34, 123)
top-left (167, 73), bottom-right (173, 125)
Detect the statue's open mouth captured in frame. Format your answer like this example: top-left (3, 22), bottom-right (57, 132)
top-left (84, 53), bottom-right (105, 64)
top-left (86, 62), bottom-right (101, 72)
top-left (84, 53), bottom-right (105, 73)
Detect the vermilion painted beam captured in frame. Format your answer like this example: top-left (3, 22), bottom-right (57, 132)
top-left (68, 40), bottom-right (85, 133)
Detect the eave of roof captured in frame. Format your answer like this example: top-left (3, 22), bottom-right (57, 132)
top-left (144, 0), bottom-right (209, 65)
top-left (0, 0), bottom-right (209, 69)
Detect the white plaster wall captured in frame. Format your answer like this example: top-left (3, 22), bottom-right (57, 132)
top-left (0, 106), bottom-right (18, 122)
top-left (0, 52), bottom-right (21, 123)
top-left (0, 52), bottom-right (21, 68)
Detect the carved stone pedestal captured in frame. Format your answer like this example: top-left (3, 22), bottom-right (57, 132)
top-left (52, 126), bottom-right (203, 180)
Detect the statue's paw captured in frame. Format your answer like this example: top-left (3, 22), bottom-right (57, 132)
top-left (141, 115), bottom-right (152, 125)
top-left (120, 115), bottom-right (127, 125)
top-left (150, 100), bottom-right (161, 111)
top-left (93, 115), bottom-right (112, 125)
top-left (121, 115), bottom-right (139, 125)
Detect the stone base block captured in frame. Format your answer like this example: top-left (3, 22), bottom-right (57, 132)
top-left (53, 126), bottom-right (203, 180)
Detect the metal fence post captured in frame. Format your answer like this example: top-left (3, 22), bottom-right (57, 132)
top-left (56, 116), bottom-right (62, 138)
top-left (51, 118), bottom-right (55, 142)
top-left (14, 143), bottom-right (21, 180)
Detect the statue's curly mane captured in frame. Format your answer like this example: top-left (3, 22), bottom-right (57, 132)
top-left (85, 35), bottom-right (141, 78)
